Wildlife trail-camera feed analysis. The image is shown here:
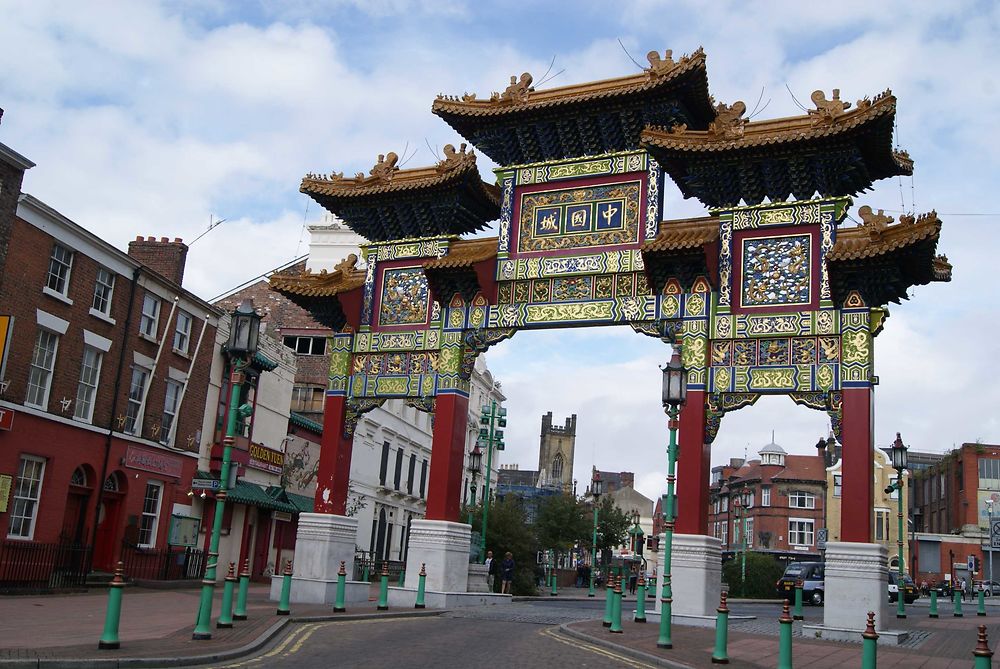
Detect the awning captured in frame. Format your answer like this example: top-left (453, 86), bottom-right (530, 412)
top-left (265, 486), bottom-right (314, 514)
top-left (226, 481), bottom-right (295, 513)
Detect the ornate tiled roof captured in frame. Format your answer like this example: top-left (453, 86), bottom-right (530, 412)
top-left (642, 90), bottom-right (911, 207)
top-left (641, 216), bottom-right (719, 252)
top-left (268, 254), bottom-right (366, 329)
top-left (828, 208), bottom-right (940, 261)
top-left (300, 145), bottom-right (500, 241)
top-left (423, 237), bottom-right (499, 303)
top-left (432, 48), bottom-right (716, 165)
top-left (423, 237), bottom-right (498, 269)
top-left (641, 216), bottom-right (720, 292)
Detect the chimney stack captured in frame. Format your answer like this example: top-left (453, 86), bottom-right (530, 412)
top-left (128, 235), bottom-right (188, 285)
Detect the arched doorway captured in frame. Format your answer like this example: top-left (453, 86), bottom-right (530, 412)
top-left (60, 465), bottom-right (94, 546)
top-left (92, 471), bottom-right (126, 571)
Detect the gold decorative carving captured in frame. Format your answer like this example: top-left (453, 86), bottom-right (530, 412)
top-left (646, 49), bottom-right (675, 76)
top-left (492, 73), bottom-right (533, 104)
top-left (367, 152), bottom-right (399, 182)
top-left (809, 89), bottom-right (851, 125)
top-left (437, 143), bottom-right (476, 173)
top-left (857, 205), bottom-right (892, 239)
top-left (707, 101), bottom-right (746, 140)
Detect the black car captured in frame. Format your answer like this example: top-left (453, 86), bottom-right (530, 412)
top-left (888, 571), bottom-right (919, 603)
top-left (775, 561), bottom-right (825, 605)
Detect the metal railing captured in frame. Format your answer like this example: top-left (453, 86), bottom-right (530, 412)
top-left (119, 542), bottom-right (205, 581)
top-left (353, 550), bottom-right (405, 582)
top-left (0, 540), bottom-right (91, 591)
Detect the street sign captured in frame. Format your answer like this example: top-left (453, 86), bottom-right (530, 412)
top-left (969, 554), bottom-right (977, 574)
top-left (191, 477), bottom-right (221, 490)
top-left (991, 521), bottom-right (1000, 549)
top-left (817, 528), bottom-right (829, 549)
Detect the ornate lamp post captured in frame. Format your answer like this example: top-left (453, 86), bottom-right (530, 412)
top-left (478, 401), bottom-right (507, 562)
top-left (885, 432), bottom-right (909, 619)
top-left (467, 444), bottom-right (482, 527)
top-left (657, 339), bottom-right (688, 649)
top-left (738, 487), bottom-right (753, 597)
top-left (987, 500), bottom-right (995, 590)
top-left (589, 470), bottom-right (603, 597)
top-left (193, 299), bottom-right (261, 640)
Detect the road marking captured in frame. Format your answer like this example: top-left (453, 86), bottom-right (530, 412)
top-left (540, 627), bottom-right (656, 668)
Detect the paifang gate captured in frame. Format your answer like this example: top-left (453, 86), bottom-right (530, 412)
top-left (270, 48), bottom-right (950, 601)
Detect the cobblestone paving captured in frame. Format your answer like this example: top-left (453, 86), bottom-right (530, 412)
top-left (443, 602), bottom-right (603, 625)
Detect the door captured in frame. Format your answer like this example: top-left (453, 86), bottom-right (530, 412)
top-left (252, 519), bottom-right (271, 581)
top-left (92, 496), bottom-right (122, 571)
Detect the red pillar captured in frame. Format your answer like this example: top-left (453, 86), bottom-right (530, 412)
top-left (675, 389), bottom-right (710, 535)
top-left (313, 393), bottom-right (355, 515)
top-left (840, 387), bottom-right (874, 542)
top-left (425, 392), bottom-right (469, 522)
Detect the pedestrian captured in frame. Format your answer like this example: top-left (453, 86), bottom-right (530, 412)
top-left (484, 550), bottom-right (496, 591)
top-left (628, 565), bottom-right (638, 595)
top-left (960, 577), bottom-right (968, 601)
top-left (501, 551), bottom-right (515, 594)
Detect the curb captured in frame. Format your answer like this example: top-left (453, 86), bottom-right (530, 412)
top-left (556, 622), bottom-right (695, 669)
top-left (0, 610), bottom-right (445, 669)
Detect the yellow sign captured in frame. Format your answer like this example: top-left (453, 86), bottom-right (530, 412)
top-left (0, 475), bottom-right (11, 513)
top-left (0, 315), bottom-right (11, 377)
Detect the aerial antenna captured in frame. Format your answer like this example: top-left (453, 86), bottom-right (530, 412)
top-left (784, 83), bottom-right (809, 113)
top-left (535, 68), bottom-right (565, 89)
top-left (397, 141), bottom-right (419, 169)
top-left (424, 137), bottom-right (439, 162)
top-left (617, 38), bottom-right (645, 71)
top-left (536, 55), bottom-right (556, 86)
top-left (189, 214), bottom-right (227, 246)
top-left (746, 86), bottom-right (772, 120)
top-left (294, 197), bottom-right (311, 258)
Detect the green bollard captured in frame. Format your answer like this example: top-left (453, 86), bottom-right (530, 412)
top-left (634, 572), bottom-right (647, 623)
top-left (98, 562), bottom-right (126, 650)
top-left (217, 562), bottom-right (237, 629)
top-left (955, 590), bottom-right (964, 617)
top-left (778, 599), bottom-right (793, 669)
top-left (648, 574), bottom-right (655, 599)
top-left (711, 591), bottom-right (730, 664)
top-left (975, 624), bottom-right (994, 669)
top-left (550, 570), bottom-right (558, 596)
top-left (793, 579), bottom-right (804, 621)
top-left (861, 611), bottom-right (878, 669)
top-left (609, 576), bottom-right (623, 634)
top-left (276, 559), bottom-right (293, 615)
top-left (415, 563), bottom-right (427, 609)
top-left (398, 570), bottom-right (405, 587)
top-left (377, 562), bottom-right (389, 611)
top-left (334, 561), bottom-right (347, 613)
top-left (233, 558), bottom-right (250, 621)
top-left (979, 585), bottom-right (987, 616)
top-left (929, 588), bottom-right (938, 618)
top-left (363, 561), bottom-right (370, 583)
top-left (603, 573), bottom-right (614, 627)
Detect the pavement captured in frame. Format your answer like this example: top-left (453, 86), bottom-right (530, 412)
top-left (1, 585), bottom-right (999, 668)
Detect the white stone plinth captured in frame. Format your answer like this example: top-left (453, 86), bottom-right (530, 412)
top-left (819, 541), bottom-right (895, 636)
top-left (403, 519), bottom-right (472, 593)
top-left (387, 586), bottom-right (511, 608)
top-left (467, 564), bottom-right (489, 593)
top-left (268, 513), bottom-right (358, 604)
top-left (269, 575), bottom-right (369, 605)
top-left (653, 533), bottom-right (721, 617)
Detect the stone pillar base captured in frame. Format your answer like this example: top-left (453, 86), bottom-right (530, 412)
top-left (403, 519), bottom-right (471, 593)
top-left (467, 563), bottom-right (489, 593)
top-left (269, 575), bottom-right (369, 605)
top-left (814, 542), bottom-right (893, 632)
top-left (653, 533), bottom-right (721, 617)
top-left (269, 512), bottom-right (358, 604)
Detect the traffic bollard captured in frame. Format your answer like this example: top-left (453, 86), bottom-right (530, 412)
top-left (334, 560), bottom-right (347, 613)
top-left (955, 590), bottom-right (964, 617)
top-left (979, 585), bottom-right (987, 616)
top-left (929, 589), bottom-right (938, 618)
top-left (415, 563), bottom-right (427, 609)
top-left (609, 576), bottom-right (623, 634)
top-left (975, 624), bottom-right (994, 669)
top-left (233, 558), bottom-right (250, 621)
top-left (793, 579), bottom-right (804, 620)
top-left (363, 562), bottom-right (370, 583)
top-left (648, 574), bottom-right (655, 599)
top-left (711, 591), bottom-right (730, 664)
top-left (377, 562), bottom-right (389, 611)
top-left (603, 574), bottom-right (614, 627)
top-left (276, 559), bottom-right (293, 615)
top-left (98, 562), bottom-right (126, 650)
top-left (551, 570), bottom-right (558, 596)
top-left (861, 611), bottom-right (878, 669)
top-left (217, 562), bottom-right (237, 628)
top-left (398, 570), bottom-right (405, 587)
top-left (778, 599), bottom-right (793, 669)
top-left (634, 572), bottom-right (647, 623)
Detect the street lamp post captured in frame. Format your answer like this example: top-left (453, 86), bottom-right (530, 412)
top-left (886, 432), bottom-right (909, 620)
top-left (589, 470), bottom-right (603, 597)
top-left (737, 487), bottom-right (753, 597)
top-left (193, 299), bottom-right (261, 640)
top-left (987, 500), bottom-right (995, 591)
top-left (467, 444), bottom-right (482, 529)
top-left (478, 401), bottom-right (506, 562)
top-left (657, 337), bottom-right (688, 650)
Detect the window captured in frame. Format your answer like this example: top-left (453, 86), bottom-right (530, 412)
top-left (45, 243), bottom-right (73, 296)
top-left (788, 491), bottom-right (816, 509)
top-left (379, 442), bottom-right (390, 486)
top-left (291, 386), bottom-right (324, 413)
top-left (762, 486), bottom-right (771, 507)
top-left (552, 453), bottom-right (564, 480)
top-left (394, 448), bottom-right (404, 490)
top-left (875, 509), bottom-right (890, 541)
top-left (138, 481), bottom-right (163, 547)
top-left (73, 346), bottom-right (103, 422)
top-left (788, 519), bottom-right (815, 546)
top-left (721, 496), bottom-right (729, 512)
top-left (160, 380), bottom-right (182, 444)
top-left (746, 517), bottom-right (754, 548)
top-left (407, 454), bottom-right (416, 495)
top-left (721, 521), bottom-right (728, 546)
top-left (282, 335), bottom-right (327, 355)
top-left (7, 456), bottom-right (45, 539)
top-left (92, 267), bottom-right (114, 315)
top-left (139, 294), bottom-right (159, 338)
top-left (420, 459), bottom-right (427, 498)
top-left (834, 475), bottom-right (842, 497)
top-left (888, 475), bottom-right (899, 500)
top-left (939, 473), bottom-right (946, 500)
top-left (173, 311), bottom-right (192, 354)
top-left (26, 329), bottom-right (59, 409)
top-left (980, 459), bottom-right (1000, 490)
top-left (124, 367), bottom-right (149, 434)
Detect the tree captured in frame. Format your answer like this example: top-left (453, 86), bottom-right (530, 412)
top-left (469, 495), bottom-right (537, 595)
top-left (593, 496), bottom-right (631, 564)
top-left (535, 493), bottom-right (588, 552)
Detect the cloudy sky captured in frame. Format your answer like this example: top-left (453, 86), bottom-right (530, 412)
top-left (2, 1), bottom-right (997, 502)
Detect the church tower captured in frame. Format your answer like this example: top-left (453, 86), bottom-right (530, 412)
top-left (538, 412), bottom-right (577, 493)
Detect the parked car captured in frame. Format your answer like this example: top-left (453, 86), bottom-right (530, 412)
top-left (888, 572), bottom-right (919, 603)
top-left (775, 561), bottom-right (825, 605)
top-left (932, 581), bottom-right (953, 597)
top-left (974, 580), bottom-right (1000, 596)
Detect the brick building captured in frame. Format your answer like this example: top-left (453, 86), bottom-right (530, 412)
top-left (0, 131), bottom-right (219, 577)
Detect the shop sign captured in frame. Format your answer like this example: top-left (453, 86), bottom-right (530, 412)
top-left (125, 445), bottom-right (183, 478)
top-left (248, 442), bottom-right (285, 474)
top-left (272, 511), bottom-right (292, 522)
top-left (192, 478), bottom-right (221, 490)
top-left (0, 474), bottom-right (11, 513)
top-left (0, 407), bottom-right (13, 431)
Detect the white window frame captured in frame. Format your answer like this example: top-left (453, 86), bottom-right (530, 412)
top-left (26, 329), bottom-right (59, 409)
top-left (282, 335), bottom-right (327, 355)
top-left (721, 521), bottom-right (728, 546)
top-left (788, 490), bottom-right (816, 509)
top-left (73, 346), bottom-right (103, 423)
top-left (834, 474), bottom-right (843, 498)
top-left (889, 475), bottom-right (900, 500)
top-left (139, 294), bottom-right (160, 339)
top-left (762, 485), bottom-right (771, 507)
top-left (137, 480), bottom-right (163, 547)
top-left (45, 243), bottom-right (73, 298)
top-left (746, 517), bottom-right (754, 548)
top-left (124, 366), bottom-right (149, 435)
top-left (875, 508), bottom-right (890, 541)
top-left (160, 380), bottom-right (182, 445)
top-left (173, 311), bottom-right (192, 354)
top-left (91, 266), bottom-right (115, 316)
top-left (788, 518), bottom-right (815, 546)
top-left (7, 455), bottom-right (46, 540)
